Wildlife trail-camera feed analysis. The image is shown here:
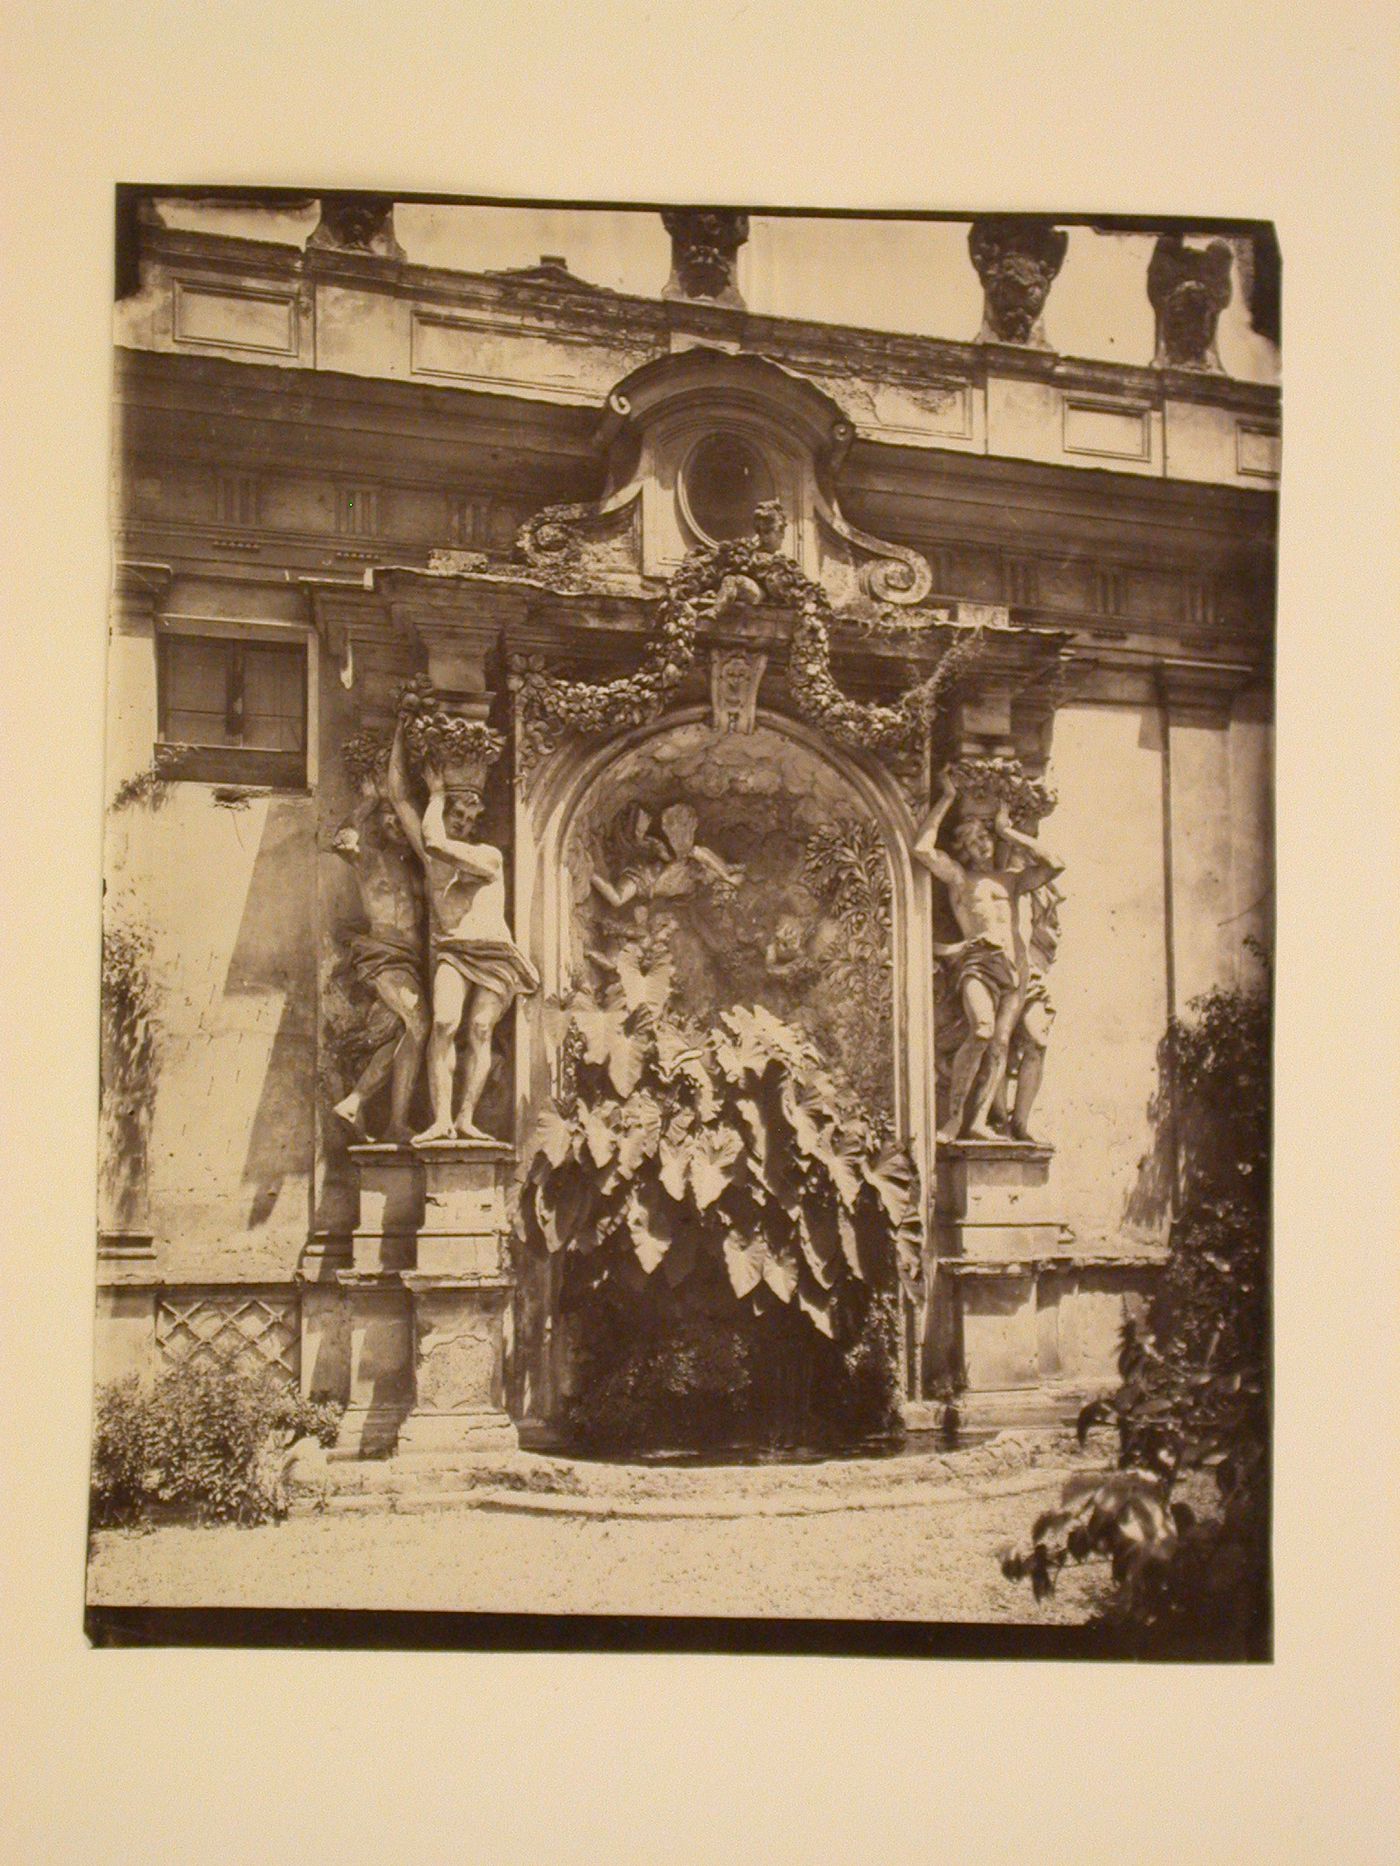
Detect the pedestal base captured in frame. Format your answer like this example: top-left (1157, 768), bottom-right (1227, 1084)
top-left (932, 1139), bottom-right (1069, 1393)
top-left (395, 1409), bottom-right (520, 1456)
top-left (337, 1140), bottom-right (522, 1461)
top-left (331, 1402), bottom-right (406, 1460)
top-left (396, 1269), bottom-right (517, 1457)
top-left (332, 1270), bottom-right (412, 1456)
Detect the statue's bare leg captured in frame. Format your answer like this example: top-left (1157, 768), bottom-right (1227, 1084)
top-left (376, 970), bottom-right (429, 1143)
top-left (1008, 1000), bottom-right (1051, 1142)
top-left (989, 1049), bottom-right (1015, 1133)
top-left (454, 984), bottom-right (510, 1140)
top-left (964, 987), bottom-right (1021, 1141)
top-left (413, 963), bottom-right (467, 1144)
top-left (939, 978), bottom-right (996, 1144)
top-left (333, 1036), bottom-right (395, 1140)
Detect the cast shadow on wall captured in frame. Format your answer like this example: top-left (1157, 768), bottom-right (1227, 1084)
top-left (219, 796), bottom-right (318, 1237)
top-left (1120, 1027), bottom-right (1177, 1237)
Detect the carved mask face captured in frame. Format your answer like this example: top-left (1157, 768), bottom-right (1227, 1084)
top-left (718, 657), bottom-right (751, 704)
top-left (1162, 284), bottom-right (1217, 364)
top-left (328, 203), bottom-right (383, 249)
top-left (988, 257), bottom-right (1050, 343)
top-left (773, 916), bottom-right (804, 957)
top-left (752, 504), bottom-right (785, 550)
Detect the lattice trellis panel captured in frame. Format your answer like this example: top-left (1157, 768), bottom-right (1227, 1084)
top-left (156, 1290), bottom-right (300, 1380)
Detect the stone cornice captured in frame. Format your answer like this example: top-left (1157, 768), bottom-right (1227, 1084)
top-left (138, 224), bottom-right (1281, 423)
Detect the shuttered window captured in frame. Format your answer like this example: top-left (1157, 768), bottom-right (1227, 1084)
top-left (157, 633), bottom-right (307, 786)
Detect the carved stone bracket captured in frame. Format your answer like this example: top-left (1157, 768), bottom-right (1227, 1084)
top-left (111, 560), bottom-right (174, 655)
top-left (968, 217), bottom-right (1069, 348)
top-left (814, 487), bottom-right (934, 606)
top-left (512, 487), bottom-right (644, 592)
top-left (1147, 235), bottom-right (1234, 372)
top-left (661, 208), bottom-right (750, 308)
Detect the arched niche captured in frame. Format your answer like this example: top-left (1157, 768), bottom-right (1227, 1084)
top-left (507, 706), bottom-right (937, 1421)
top-left (514, 708), bottom-right (935, 1176)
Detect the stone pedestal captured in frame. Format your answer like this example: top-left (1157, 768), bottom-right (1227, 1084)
top-left (347, 1143), bottom-right (422, 1272)
top-left (928, 1140), bottom-right (1162, 1405)
top-left (934, 1139), bottom-right (1062, 1261)
top-left (933, 1140), bottom-right (1067, 1394)
top-left (397, 1273), bottom-right (518, 1454)
top-left (335, 1137), bottom-right (521, 1458)
top-left (396, 1141), bottom-right (519, 1455)
top-left (410, 1139), bottom-right (513, 1276)
top-left (332, 1271), bottom-right (413, 1458)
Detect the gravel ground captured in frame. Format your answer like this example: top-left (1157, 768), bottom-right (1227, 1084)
top-left (87, 1468), bottom-right (1111, 1624)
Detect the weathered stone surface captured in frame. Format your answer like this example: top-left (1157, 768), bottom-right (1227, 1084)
top-left (968, 218), bottom-right (1069, 347)
top-left (661, 207), bottom-right (749, 307)
top-left (1147, 234), bottom-right (1233, 371)
top-left (408, 1281), bottom-right (507, 1414)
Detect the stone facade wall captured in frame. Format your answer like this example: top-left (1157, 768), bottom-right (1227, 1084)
top-left (97, 208), bottom-right (1276, 1417)
top-left (1038, 701), bottom-right (1173, 1254)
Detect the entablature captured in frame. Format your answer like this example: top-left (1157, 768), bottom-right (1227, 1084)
top-left (118, 223), bottom-right (1280, 493)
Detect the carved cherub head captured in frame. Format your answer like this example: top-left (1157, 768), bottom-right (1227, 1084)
top-left (771, 914), bottom-right (806, 959)
top-left (752, 500), bottom-right (786, 551)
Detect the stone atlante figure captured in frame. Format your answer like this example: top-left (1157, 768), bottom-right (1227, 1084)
top-left (988, 861), bottom-right (1063, 1144)
top-left (330, 749), bottom-right (429, 1143)
top-left (386, 717), bottom-right (538, 1143)
top-left (913, 766), bottom-right (1064, 1143)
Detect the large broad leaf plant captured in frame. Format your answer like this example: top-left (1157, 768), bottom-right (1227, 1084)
top-left (1001, 964), bottom-right (1271, 1655)
top-left (519, 950), bottom-right (922, 1340)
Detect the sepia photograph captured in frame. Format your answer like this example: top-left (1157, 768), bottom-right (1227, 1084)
top-left (6, 3), bottom-right (1400, 1861)
top-left (86, 190), bottom-right (1278, 1658)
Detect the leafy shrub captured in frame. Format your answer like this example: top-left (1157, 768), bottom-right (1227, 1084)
top-left (1001, 969), bottom-right (1270, 1656)
top-left (268, 1386), bottom-right (346, 1451)
top-left (89, 1362), bottom-right (345, 1529)
top-left (110, 743), bottom-right (181, 813)
top-left (521, 952), bottom-right (921, 1453)
top-left (90, 1374), bottom-right (151, 1527)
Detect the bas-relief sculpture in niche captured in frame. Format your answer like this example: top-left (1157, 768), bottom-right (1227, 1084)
top-left (325, 687), bottom-right (537, 1148)
top-left (567, 723), bottom-right (897, 1118)
top-left (912, 764), bottom-right (1064, 1144)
